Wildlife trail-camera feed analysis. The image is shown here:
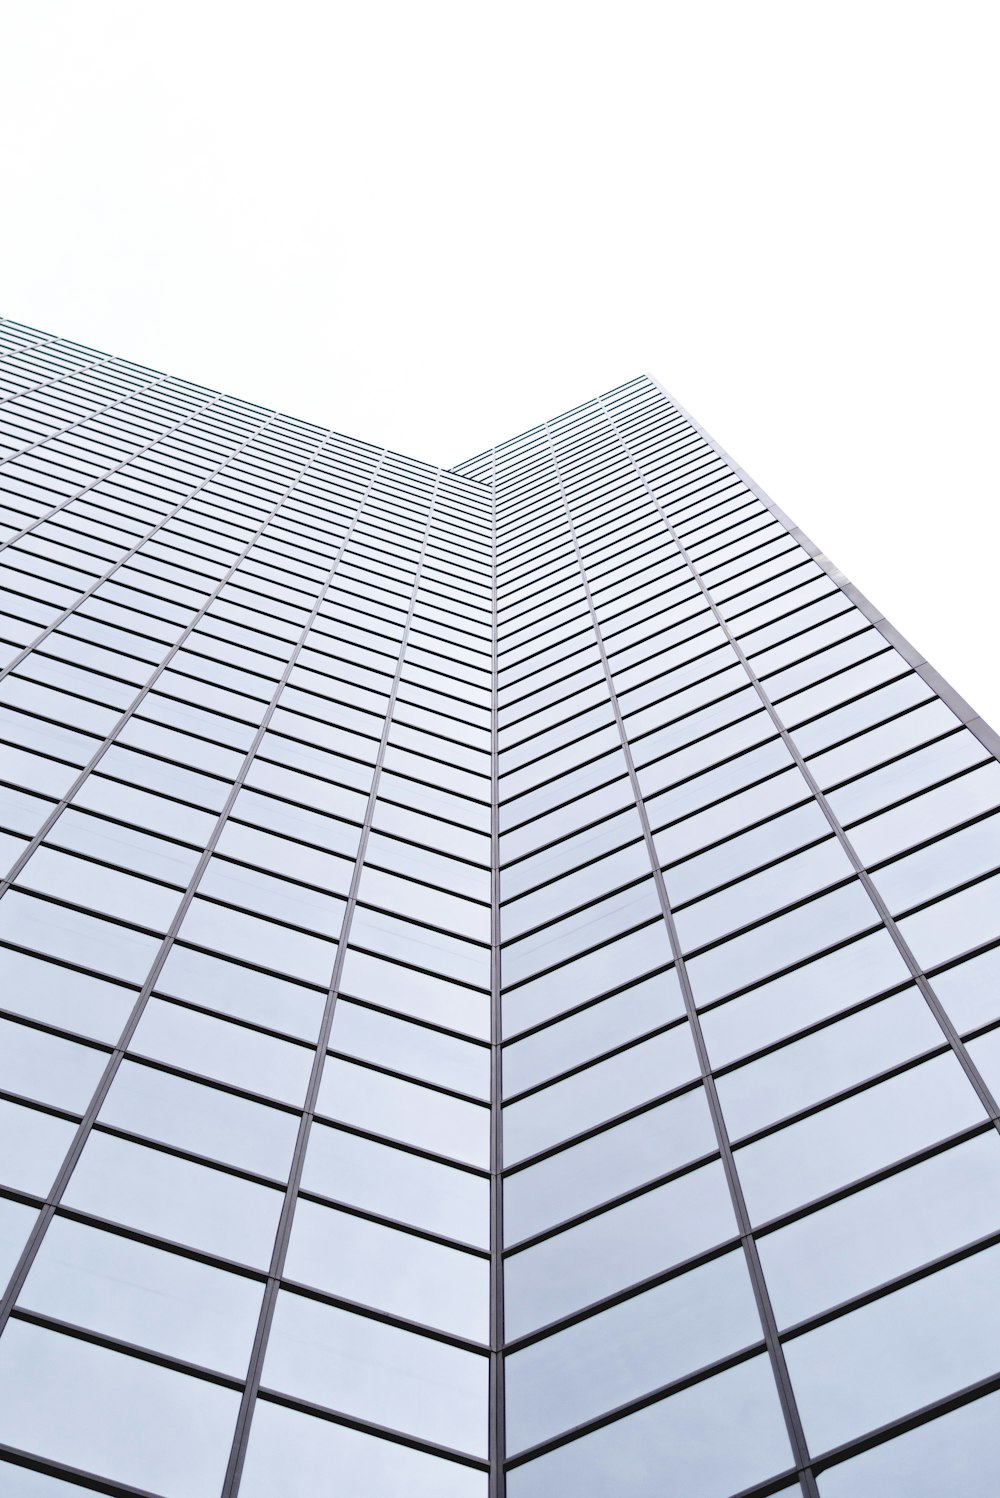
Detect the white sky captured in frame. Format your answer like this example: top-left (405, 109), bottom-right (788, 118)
top-left (4, 1), bottom-right (999, 733)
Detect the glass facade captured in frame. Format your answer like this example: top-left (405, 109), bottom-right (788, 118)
top-left (0, 312), bottom-right (998, 1496)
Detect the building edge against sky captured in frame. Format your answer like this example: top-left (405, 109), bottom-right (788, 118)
top-left (0, 313), bottom-right (999, 1497)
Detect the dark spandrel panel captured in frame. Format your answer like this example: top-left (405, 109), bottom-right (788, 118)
top-left (816, 1390), bottom-right (1000, 1497)
top-left (0, 1320), bottom-right (241, 1497)
top-left (240, 1399), bottom-right (487, 1498)
top-left (506, 1354), bottom-right (791, 1496)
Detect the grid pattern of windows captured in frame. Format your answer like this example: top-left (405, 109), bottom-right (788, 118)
top-left (1, 315), bottom-right (999, 1497)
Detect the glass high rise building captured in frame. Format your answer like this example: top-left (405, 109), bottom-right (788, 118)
top-left (0, 312), bottom-right (999, 1498)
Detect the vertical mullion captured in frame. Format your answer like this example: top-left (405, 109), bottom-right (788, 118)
top-left (488, 446), bottom-right (506, 1498)
top-left (541, 416), bottom-right (821, 1497)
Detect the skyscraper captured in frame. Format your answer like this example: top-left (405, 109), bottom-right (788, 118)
top-left (0, 312), bottom-right (998, 1498)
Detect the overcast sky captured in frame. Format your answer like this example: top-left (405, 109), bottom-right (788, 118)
top-left (5, 1), bottom-right (999, 731)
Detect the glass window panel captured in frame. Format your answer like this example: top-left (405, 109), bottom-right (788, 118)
top-left (198, 857), bottom-right (347, 939)
top-left (317, 1057), bottom-right (489, 1168)
top-left (240, 1399), bottom-right (486, 1498)
top-left (130, 997), bottom-right (314, 1105)
top-left (0, 1018), bottom-right (107, 1113)
top-left (734, 1052), bottom-right (986, 1224)
top-left (504, 1025), bottom-right (699, 1163)
top-left (357, 866), bottom-right (489, 943)
top-left (230, 786), bottom-right (362, 859)
top-left (19, 1216), bottom-right (264, 1374)
top-left (816, 1390), bottom-right (1000, 1498)
top-left (0, 1098), bottom-right (75, 1195)
top-left (64, 1130), bottom-right (283, 1266)
top-left (156, 944), bottom-right (325, 1041)
top-left (807, 698), bottom-right (959, 789)
top-left (285, 1197), bottom-right (488, 1340)
top-left (759, 1132), bottom-right (1000, 1328)
top-left (504, 969), bottom-right (684, 1095)
top-left (99, 1058), bottom-right (299, 1178)
top-left (504, 1086), bottom-right (718, 1244)
top-left (506, 1158), bottom-right (736, 1336)
top-left (846, 761), bottom-right (1000, 866)
top-left (262, 1288), bottom-right (487, 1456)
top-left (686, 881), bottom-right (880, 1007)
top-left (651, 768), bottom-right (809, 866)
top-left (506, 1353), bottom-right (791, 1498)
top-left (500, 806), bottom-right (644, 902)
top-left (301, 1120), bottom-right (488, 1248)
top-left (643, 736), bottom-right (792, 823)
top-left (349, 907), bottom-right (488, 989)
top-left (503, 922), bottom-right (671, 1036)
top-left (178, 896), bottom-right (337, 986)
top-left (47, 808), bottom-right (202, 885)
top-left (716, 988), bottom-right (944, 1138)
top-left (663, 799), bottom-right (831, 905)
top-left (506, 1249), bottom-right (762, 1453)
top-left (503, 879), bottom-right (662, 986)
top-left (372, 797), bottom-right (489, 863)
top-left (675, 838), bottom-right (854, 953)
top-left (700, 928), bottom-right (911, 1066)
top-left (785, 1243), bottom-right (1000, 1454)
top-left (899, 873), bottom-right (1000, 970)
top-left (330, 1000), bottom-right (488, 1099)
top-left (366, 830), bottom-right (490, 900)
top-left (73, 774), bottom-right (219, 846)
top-left (16, 845), bottom-right (182, 931)
top-left (0, 890), bottom-right (160, 985)
top-left (502, 841), bottom-right (651, 940)
top-left (215, 818), bottom-right (354, 894)
top-left (0, 1321), bottom-right (240, 1498)
top-left (870, 813), bottom-right (1000, 914)
top-left (827, 727), bottom-right (987, 824)
top-left (338, 948), bottom-right (490, 1040)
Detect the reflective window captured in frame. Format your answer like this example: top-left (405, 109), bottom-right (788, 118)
top-left (300, 1121), bottom-right (489, 1247)
top-left (504, 1024), bottom-right (699, 1162)
top-left (263, 1289), bottom-right (487, 1455)
top-left (63, 1131), bottom-right (283, 1266)
top-left (786, 1243), bottom-right (1000, 1454)
top-left (735, 1052), bottom-right (987, 1224)
top-left (317, 1056), bottom-right (489, 1167)
top-left (759, 1132), bottom-right (1000, 1327)
top-left (505, 1159), bottom-right (736, 1336)
top-left (20, 1216), bottom-right (264, 1374)
top-left (506, 1249), bottom-right (763, 1452)
top-left (240, 1398), bottom-right (487, 1498)
top-left (285, 1197), bottom-right (488, 1339)
top-left (0, 1320), bottom-right (240, 1497)
top-left (817, 1390), bottom-right (1000, 1497)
